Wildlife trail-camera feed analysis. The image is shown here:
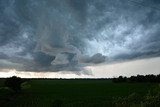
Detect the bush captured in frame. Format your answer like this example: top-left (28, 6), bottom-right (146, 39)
top-left (113, 84), bottom-right (160, 107)
top-left (113, 93), bottom-right (140, 107)
top-left (141, 84), bottom-right (160, 107)
top-left (4, 76), bottom-right (23, 93)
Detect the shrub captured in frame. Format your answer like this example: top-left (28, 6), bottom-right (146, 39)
top-left (113, 84), bottom-right (160, 107)
top-left (113, 93), bottom-right (140, 107)
top-left (4, 76), bottom-right (23, 93)
top-left (141, 84), bottom-right (160, 107)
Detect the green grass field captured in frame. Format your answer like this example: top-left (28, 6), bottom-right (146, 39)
top-left (0, 79), bottom-right (158, 107)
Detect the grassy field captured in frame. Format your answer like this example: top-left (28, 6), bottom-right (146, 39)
top-left (0, 79), bottom-right (158, 107)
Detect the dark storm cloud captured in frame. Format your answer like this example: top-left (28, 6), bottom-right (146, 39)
top-left (0, 52), bottom-right (9, 59)
top-left (0, 0), bottom-right (20, 46)
top-left (0, 0), bottom-right (160, 73)
top-left (81, 53), bottom-right (107, 64)
top-left (32, 52), bottom-right (55, 66)
top-left (67, 0), bottom-right (87, 23)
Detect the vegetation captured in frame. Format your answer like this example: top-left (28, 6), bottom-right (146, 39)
top-left (0, 76), bottom-right (159, 107)
top-left (4, 76), bottom-right (24, 93)
top-left (112, 74), bottom-right (160, 83)
top-left (113, 84), bottom-right (160, 107)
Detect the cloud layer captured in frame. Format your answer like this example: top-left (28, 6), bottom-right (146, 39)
top-left (0, 0), bottom-right (160, 73)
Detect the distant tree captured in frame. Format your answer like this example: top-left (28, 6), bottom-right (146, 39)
top-left (112, 77), bottom-right (119, 83)
top-left (129, 76), bottom-right (137, 82)
top-left (112, 74), bottom-right (160, 83)
top-left (5, 76), bottom-right (23, 93)
top-left (112, 76), bottom-right (127, 83)
top-left (157, 74), bottom-right (160, 82)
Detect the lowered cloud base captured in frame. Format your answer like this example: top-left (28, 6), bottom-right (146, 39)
top-left (0, 57), bottom-right (160, 78)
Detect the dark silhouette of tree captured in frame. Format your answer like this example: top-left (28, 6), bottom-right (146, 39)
top-left (5, 76), bottom-right (23, 93)
top-left (112, 76), bottom-right (127, 83)
top-left (157, 74), bottom-right (160, 82)
top-left (112, 74), bottom-right (160, 83)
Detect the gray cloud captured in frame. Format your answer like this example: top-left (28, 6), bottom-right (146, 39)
top-left (81, 53), bottom-right (107, 64)
top-left (0, 0), bottom-right (160, 73)
top-left (32, 52), bottom-right (55, 66)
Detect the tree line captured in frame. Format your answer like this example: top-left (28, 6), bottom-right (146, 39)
top-left (3, 74), bottom-right (160, 93)
top-left (112, 74), bottom-right (160, 83)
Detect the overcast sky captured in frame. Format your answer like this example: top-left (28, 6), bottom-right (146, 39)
top-left (0, 0), bottom-right (160, 78)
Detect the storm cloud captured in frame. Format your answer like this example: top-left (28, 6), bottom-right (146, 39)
top-left (0, 0), bottom-right (160, 73)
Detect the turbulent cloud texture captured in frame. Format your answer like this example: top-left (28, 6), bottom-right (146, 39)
top-left (0, 0), bottom-right (160, 72)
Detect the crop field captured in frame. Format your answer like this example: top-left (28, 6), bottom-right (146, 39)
top-left (0, 79), bottom-right (158, 107)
